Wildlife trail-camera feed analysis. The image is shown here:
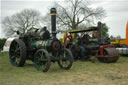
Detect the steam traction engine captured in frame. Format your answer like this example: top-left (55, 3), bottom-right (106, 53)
top-left (63, 22), bottom-right (119, 63)
top-left (9, 8), bottom-right (73, 72)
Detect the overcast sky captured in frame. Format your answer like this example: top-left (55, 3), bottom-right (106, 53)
top-left (0, 0), bottom-right (128, 38)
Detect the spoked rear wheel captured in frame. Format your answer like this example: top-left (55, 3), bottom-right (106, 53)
top-left (9, 39), bottom-right (26, 66)
top-left (57, 48), bottom-right (73, 69)
top-left (34, 49), bottom-right (51, 72)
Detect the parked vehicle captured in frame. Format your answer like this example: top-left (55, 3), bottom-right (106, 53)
top-left (9, 8), bottom-right (73, 72)
top-left (62, 22), bottom-right (119, 63)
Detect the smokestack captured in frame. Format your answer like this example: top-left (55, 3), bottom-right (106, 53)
top-left (50, 8), bottom-right (56, 38)
top-left (97, 21), bottom-right (102, 43)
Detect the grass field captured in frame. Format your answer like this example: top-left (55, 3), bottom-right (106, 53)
top-left (0, 52), bottom-right (128, 85)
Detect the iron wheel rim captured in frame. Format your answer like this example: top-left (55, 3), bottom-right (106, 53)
top-left (9, 40), bottom-right (21, 66)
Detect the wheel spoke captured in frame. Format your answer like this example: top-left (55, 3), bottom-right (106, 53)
top-left (16, 47), bottom-right (20, 52)
top-left (11, 56), bottom-right (15, 59)
top-left (14, 61), bottom-right (17, 65)
top-left (10, 49), bottom-right (15, 53)
top-left (59, 55), bottom-right (64, 60)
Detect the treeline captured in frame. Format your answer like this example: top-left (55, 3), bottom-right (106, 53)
top-left (0, 38), bottom-right (6, 51)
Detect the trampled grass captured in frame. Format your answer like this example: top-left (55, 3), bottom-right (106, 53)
top-left (0, 52), bottom-right (128, 85)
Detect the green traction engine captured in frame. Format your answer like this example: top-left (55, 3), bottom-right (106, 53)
top-left (9, 8), bottom-right (73, 72)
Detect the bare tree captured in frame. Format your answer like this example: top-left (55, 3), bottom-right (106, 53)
top-left (44, 0), bottom-right (106, 30)
top-left (2, 9), bottom-right (42, 37)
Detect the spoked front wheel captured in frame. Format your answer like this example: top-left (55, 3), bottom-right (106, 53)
top-left (57, 48), bottom-right (73, 69)
top-left (34, 49), bottom-right (51, 72)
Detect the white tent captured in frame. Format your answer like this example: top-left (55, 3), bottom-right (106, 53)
top-left (2, 38), bottom-right (17, 52)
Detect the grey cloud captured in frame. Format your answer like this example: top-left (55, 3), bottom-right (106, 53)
top-left (0, 0), bottom-right (128, 38)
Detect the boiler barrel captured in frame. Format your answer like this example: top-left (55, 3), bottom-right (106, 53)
top-left (31, 39), bottom-right (61, 52)
top-left (31, 40), bottom-right (48, 49)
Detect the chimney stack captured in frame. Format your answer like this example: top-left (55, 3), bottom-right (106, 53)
top-left (50, 8), bottom-right (56, 38)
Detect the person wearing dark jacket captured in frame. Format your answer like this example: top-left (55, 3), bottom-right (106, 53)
top-left (40, 27), bottom-right (50, 39)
